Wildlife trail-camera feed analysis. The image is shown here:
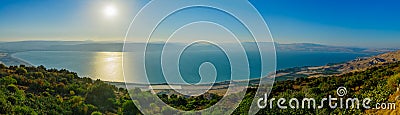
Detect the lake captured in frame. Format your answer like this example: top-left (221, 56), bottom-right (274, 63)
top-left (12, 51), bottom-right (372, 84)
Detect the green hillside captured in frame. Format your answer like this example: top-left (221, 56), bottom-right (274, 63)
top-left (2, 61), bottom-right (400, 114)
top-left (234, 61), bottom-right (400, 114)
top-left (0, 64), bottom-right (139, 115)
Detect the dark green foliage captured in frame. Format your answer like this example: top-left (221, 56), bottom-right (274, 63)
top-left (157, 93), bottom-right (221, 111)
top-left (13, 106), bottom-right (37, 115)
top-left (0, 94), bottom-right (12, 114)
top-left (7, 84), bottom-right (19, 93)
top-left (122, 100), bottom-right (140, 115)
top-left (30, 72), bottom-right (44, 79)
top-left (16, 67), bottom-right (27, 75)
top-left (0, 65), bottom-right (139, 115)
top-left (91, 111), bottom-right (102, 115)
top-left (85, 81), bottom-right (116, 112)
top-left (0, 63), bottom-right (6, 69)
top-left (0, 76), bottom-right (17, 85)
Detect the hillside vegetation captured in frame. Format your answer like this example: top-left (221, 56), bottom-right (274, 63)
top-left (2, 52), bottom-right (400, 114)
top-left (234, 61), bottom-right (400, 114)
top-left (0, 64), bottom-right (140, 115)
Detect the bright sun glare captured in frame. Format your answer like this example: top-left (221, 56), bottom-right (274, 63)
top-left (104, 5), bottom-right (117, 18)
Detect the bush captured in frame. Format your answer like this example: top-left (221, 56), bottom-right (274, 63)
top-left (13, 106), bottom-right (37, 115)
top-left (70, 90), bottom-right (75, 95)
top-left (26, 93), bottom-right (34, 99)
top-left (7, 84), bottom-right (19, 93)
top-left (0, 93), bottom-right (12, 114)
top-left (16, 68), bottom-right (27, 75)
top-left (1, 76), bottom-right (17, 85)
top-left (7, 96), bottom-right (17, 105)
top-left (387, 74), bottom-right (400, 90)
top-left (30, 72), bottom-right (44, 79)
top-left (38, 65), bottom-right (46, 70)
top-left (122, 100), bottom-right (140, 115)
top-left (85, 83), bottom-right (116, 112)
top-left (0, 64), bottom-right (6, 69)
top-left (0, 65), bottom-right (134, 114)
top-left (41, 92), bottom-right (50, 97)
top-left (91, 111), bottom-right (102, 115)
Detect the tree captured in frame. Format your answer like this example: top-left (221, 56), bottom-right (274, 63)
top-left (85, 83), bottom-right (116, 112)
top-left (91, 111), bottom-right (102, 115)
top-left (386, 74), bottom-right (400, 90)
top-left (16, 68), bottom-right (27, 75)
top-left (0, 76), bottom-right (17, 85)
top-left (69, 96), bottom-right (84, 108)
top-left (122, 100), bottom-right (140, 115)
top-left (70, 90), bottom-right (75, 96)
top-left (7, 84), bottom-right (19, 93)
top-left (0, 63), bottom-right (6, 69)
top-left (7, 96), bottom-right (17, 105)
top-left (13, 106), bottom-right (37, 115)
top-left (38, 65), bottom-right (46, 70)
top-left (30, 72), bottom-right (44, 79)
top-left (0, 92), bottom-right (12, 114)
top-left (0, 65), bottom-right (136, 114)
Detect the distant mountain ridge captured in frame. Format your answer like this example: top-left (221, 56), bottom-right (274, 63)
top-left (0, 41), bottom-right (397, 53)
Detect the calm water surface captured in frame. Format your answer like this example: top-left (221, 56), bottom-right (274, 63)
top-left (13, 51), bottom-right (371, 83)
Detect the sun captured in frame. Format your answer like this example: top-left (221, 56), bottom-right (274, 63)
top-left (103, 5), bottom-right (117, 18)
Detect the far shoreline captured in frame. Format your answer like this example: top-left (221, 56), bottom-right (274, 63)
top-left (0, 51), bottom-right (33, 66)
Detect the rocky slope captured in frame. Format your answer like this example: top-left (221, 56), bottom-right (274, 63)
top-left (337, 50), bottom-right (400, 73)
top-left (274, 50), bottom-right (400, 80)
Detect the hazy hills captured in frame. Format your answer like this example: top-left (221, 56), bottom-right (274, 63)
top-left (0, 41), bottom-right (397, 53)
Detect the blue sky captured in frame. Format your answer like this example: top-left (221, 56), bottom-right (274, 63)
top-left (0, 0), bottom-right (399, 48)
top-left (250, 0), bottom-right (400, 48)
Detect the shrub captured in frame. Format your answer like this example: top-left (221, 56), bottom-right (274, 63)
top-left (0, 76), bottom-right (17, 85)
top-left (16, 68), bottom-right (27, 75)
top-left (30, 72), bottom-right (44, 79)
top-left (7, 84), bottom-right (19, 93)
top-left (387, 74), bottom-right (400, 90)
top-left (7, 96), bottom-right (17, 105)
top-left (0, 93), bottom-right (12, 114)
top-left (91, 111), bottom-right (102, 115)
top-left (0, 64), bottom-right (6, 69)
top-left (122, 100), bottom-right (140, 115)
top-left (13, 106), bottom-right (37, 115)
top-left (86, 83), bottom-right (116, 112)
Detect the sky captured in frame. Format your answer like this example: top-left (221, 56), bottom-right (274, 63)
top-left (0, 0), bottom-right (399, 48)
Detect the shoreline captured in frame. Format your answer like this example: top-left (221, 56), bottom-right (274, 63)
top-left (9, 52), bottom-right (34, 66)
top-left (0, 52), bottom-right (33, 66)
